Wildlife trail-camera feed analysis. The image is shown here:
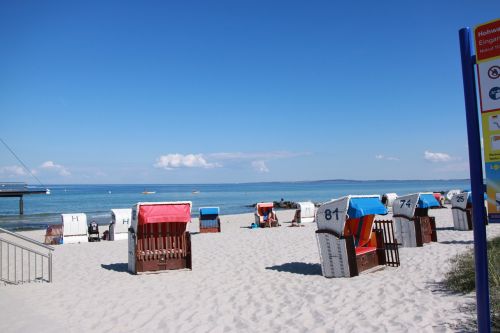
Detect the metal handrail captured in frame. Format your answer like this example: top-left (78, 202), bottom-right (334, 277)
top-left (0, 238), bottom-right (49, 258)
top-left (0, 227), bottom-right (54, 284)
top-left (0, 227), bottom-right (54, 251)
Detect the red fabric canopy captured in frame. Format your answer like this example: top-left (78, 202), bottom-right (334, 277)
top-left (257, 202), bottom-right (274, 208)
top-left (138, 203), bottom-right (191, 224)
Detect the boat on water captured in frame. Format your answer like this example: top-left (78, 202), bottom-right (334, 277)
top-left (192, 190), bottom-right (200, 194)
top-left (142, 191), bottom-right (156, 195)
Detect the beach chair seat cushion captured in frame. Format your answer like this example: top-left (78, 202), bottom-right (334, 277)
top-left (355, 246), bottom-right (377, 256)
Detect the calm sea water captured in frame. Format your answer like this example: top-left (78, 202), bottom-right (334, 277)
top-left (0, 180), bottom-right (470, 231)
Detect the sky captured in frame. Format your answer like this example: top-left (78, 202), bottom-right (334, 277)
top-left (0, 1), bottom-right (498, 184)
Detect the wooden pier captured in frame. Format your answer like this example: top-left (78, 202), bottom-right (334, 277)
top-left (0, 182), bottom-right (48, 215)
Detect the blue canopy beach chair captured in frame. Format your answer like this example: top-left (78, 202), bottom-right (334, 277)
top-left (199, 207), bottom-right (221, 233)
top-left (316, 195), bottom-right (399, 278)
top-left (392, 193), bottom-right (440, 247)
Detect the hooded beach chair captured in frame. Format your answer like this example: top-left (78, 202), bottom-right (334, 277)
top-left (254, 202), bottom-right (279, 228)
top-left (451, 192), bottom-right (472, 231)
top-left (451, 191), bottom-right (488, 230)
top-left (199, 207), bottom-right (221, 233)
top-left (381, 193), bottom-right (398, 210)
top-left (128, 201), bottom-right (192, 274)
top-left (392, 193), bottom-right (439, 247)
top-left (433, 193), bottom-right (445, 206)
top-left (315, 195), bottom-right (399, 278)
top-left (292, 202), bottom-right (316, 224)
top-left (44, 213), bottom-right (89, 244)
top-left (109, 208), bottom-right (132, 240)
top-left (44, 224), bottom-right (63, 245)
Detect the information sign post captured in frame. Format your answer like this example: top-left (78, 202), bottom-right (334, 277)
top-left (459, 18), bottom-right (500, 333)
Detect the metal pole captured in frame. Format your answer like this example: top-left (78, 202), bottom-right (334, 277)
top-left (48, 252), bottom-right (52, 283)
top-left (19, 196), bottom-right (23, 215)
top-left (459, 27), bottom-right (491, 332)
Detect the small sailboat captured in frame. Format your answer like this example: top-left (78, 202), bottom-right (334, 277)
top-left (142, 189), bottom-right (156, 194)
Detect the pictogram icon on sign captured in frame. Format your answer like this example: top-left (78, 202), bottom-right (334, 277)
top-left (490, 87), bottom-right (500, 100)
top-left (489, 66), bottom-right (500, 79)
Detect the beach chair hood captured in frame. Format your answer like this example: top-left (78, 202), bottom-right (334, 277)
top-left (199, 207), bottom-right (220, 216)
top-left (347, 197), bottom-right (387, 218)
top-left (60, 213), bottom-right (89, 244)
top-left (131, 201), bottom-right (192, 230)
top-left (111, 209), bottom-right (132, 230)
top-left (61, 213), bottom-right (88, 237)
top-left (417, 194), bottom-right (440, 208)
top-left (382, 193), bottom-right (398, 208)
top-left (451, 192), bottom-right (470, 209)
top-left (297, 201), bottom-right (315, 222)
top-left (317, 195), bottom-right (386, 237)
top-left (110, 208), bottom-right (132, 240)
top-left (256, 202), bottom-right (274, 210)
top-left (392, 193), bottom-right (438, 218)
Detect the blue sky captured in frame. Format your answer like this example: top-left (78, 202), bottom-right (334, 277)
top-left (0, 1), bottom-right (497, 184)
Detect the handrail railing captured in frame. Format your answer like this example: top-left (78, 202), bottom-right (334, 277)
top-left (0, 227), bottom-right (53, 284)
top-left (0, 227), bottom-right (54, 251)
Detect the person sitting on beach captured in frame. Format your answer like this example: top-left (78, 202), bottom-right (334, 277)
top-left (291, 209), bottom-right (301, 227)
top-left (268, 210), bottom-right (279, 227)
top-left (263, 211), bottom-right (269, 223)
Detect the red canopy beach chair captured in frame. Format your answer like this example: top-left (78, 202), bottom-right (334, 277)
top-left (128, 201), bottom-right (192, 274)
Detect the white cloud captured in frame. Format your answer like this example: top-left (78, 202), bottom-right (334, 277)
top-left (153, 151), bottom-right (309, 173)
top-left (375, 154), bottom-right (399, 161)
top-left (154, 154), bottom-right (220, 170)
top-left (0, 165), bottom-right (27, 176)
top-left (424, 150), bottom-right (453, 163)
top-left (252, 160), bottom-right (269, 173)
top-left (40, 161), bottom-right (71, 176)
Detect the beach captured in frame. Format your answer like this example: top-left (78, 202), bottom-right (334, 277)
top-left (1, 206), bottom-right (499, 332)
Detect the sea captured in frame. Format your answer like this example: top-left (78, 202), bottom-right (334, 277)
top-left (0, 179), bottom-right (470, 231)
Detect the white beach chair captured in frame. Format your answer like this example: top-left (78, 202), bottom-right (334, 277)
top-left (109, 208), bottom-right (132, 241)
top-left (392, 193), bottom-right (439, 247)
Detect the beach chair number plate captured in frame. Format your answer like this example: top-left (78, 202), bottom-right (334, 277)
top-left (399, 200), bottom-right (412, 208)
top-left (324, 208), bottom-right (339, 221)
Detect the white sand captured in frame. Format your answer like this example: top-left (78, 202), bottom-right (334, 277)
top-left (0, 207), bottom-right (499, 332)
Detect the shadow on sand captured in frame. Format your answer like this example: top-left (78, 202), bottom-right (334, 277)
top-left (435, 227), bottom-right (456, 231)
top-left (439, 240), bottom-right (474, 245)
top-left (101, 263), bottom-right (130, 273)
top-left (266, 262), bottom-right (322, 276)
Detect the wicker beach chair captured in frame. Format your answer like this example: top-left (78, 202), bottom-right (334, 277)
top-left (109, 208), bottom-right (132, 241)
top-left (46, 213), bottom-right (89, 244)
top-left (451, 191), bottom-right (488, 230)
top-left (199, 207), bottom-right (221, 233)
top-left (292, 202), bottom-right (316, 224)
top-left (128, 201), bottom-right (192, 274)
top-left (315, 195), bottom-right (400, 278)
top-left (392, 193), bottom-right (439, 247)
top-left (254, 202), bottom-right (279, 228)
